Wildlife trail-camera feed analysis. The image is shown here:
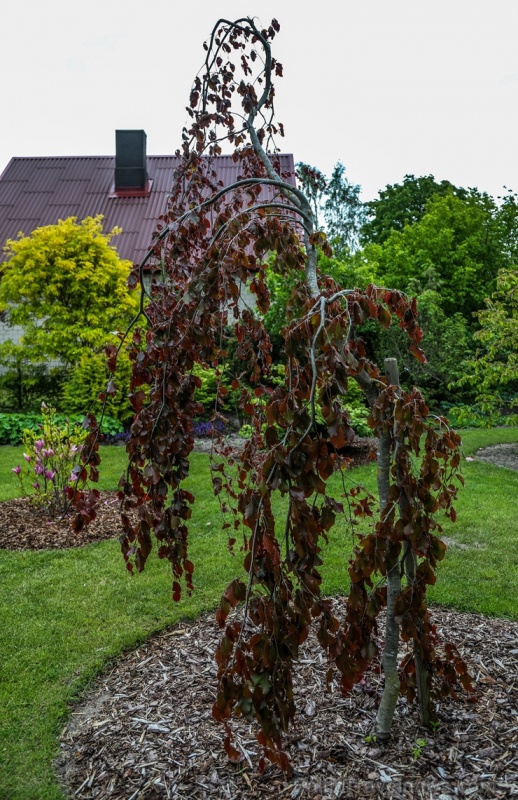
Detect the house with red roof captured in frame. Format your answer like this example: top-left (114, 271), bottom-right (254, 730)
top-left (0, 131), bottom-right (296, 349)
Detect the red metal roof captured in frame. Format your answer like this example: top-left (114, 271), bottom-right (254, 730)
top-left (0, 154), bottom-right (296, 265)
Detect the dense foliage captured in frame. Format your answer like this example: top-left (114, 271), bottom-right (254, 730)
top-left (361, 174), bottom-right (464, 245)
top-left (0, 361), bottom-right (67, 412)
top-left (0, 410), bottom-right (123, 446)
top-left (0, 215), bottom-right (139, 413)
top-left (361, 191), bottom-right (508, 321)
top-left (61, 349), bottom-right (134, 426)
top-left (75, 17), bottom-right (472, 773)
top-left (351, 188), bottom-right (518, 408)
top-left (0, 215), bottom-right (138, 367)
top-left (296, 161), bottom-right (365, 256)
top-left (455, 267), bottom-right (518, 420)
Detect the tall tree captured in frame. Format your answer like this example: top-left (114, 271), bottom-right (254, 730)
top-left (361, 174), bottom-right (463, 245)
top-left (360, 190), bottom-right (508, 322)
top-left (76, 17), bottom-right (471, 773)
top-left (297, 161), bottom-right (365, 257)
top-left (456, 267), bottom-right (518, 417)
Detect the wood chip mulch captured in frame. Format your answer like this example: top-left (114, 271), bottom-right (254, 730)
top-left (56, 602), bottom-right (518, 800)
top-left (0, 492), bottom-right (122, 551)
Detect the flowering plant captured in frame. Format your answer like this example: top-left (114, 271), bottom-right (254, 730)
top-left (192, 418), bottom-right (226, 438)
top-left (12, 403), bottom-right (86, 518)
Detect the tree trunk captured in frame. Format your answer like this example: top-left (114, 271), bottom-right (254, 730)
top-left (404, 542), bottom-right (431, 725)
top-left (375, 552), bottom-right (402, 741)
top-left (374, 358), bottom-right (401, 741)
top-left (16, 363), bottom-right (23, 411)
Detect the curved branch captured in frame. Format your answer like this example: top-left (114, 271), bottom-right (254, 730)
top-left (209, 202), bottom-right (313, 247)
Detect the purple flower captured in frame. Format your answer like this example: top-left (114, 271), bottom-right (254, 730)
top-left (35, 439), bottom-right (45, 452)
top-left (23, 453), bottom-right (31, 462)
top-left (43, 448), bottom-right (55, 458)
top-left (11, 465), bottom-right (22, 475)
top-left (33, 481), bottom-right (40, 490)
top-left (69, 471), bottom-right (79, 482)
top-left (44, 469), bottom-right (55, 481)
top-left (35, 464), bottom-right (44, 475)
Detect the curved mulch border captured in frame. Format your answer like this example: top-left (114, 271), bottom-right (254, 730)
top-left (56, 602), bottom-right (518, 800)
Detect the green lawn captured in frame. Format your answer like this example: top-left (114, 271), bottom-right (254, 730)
top-left (0, 428), bottom-right (517, 799)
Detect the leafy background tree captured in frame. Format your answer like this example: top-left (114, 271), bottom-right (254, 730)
top-left (263, 171), bottom-right (518, 412)
top-left (264, 164), bottom-right (370, 375)
top-left (361, 190), bottom-right (506, 320)
top-left (0, 215), bottom-right (137, 366)
top-left (297, 161), bottom-right (365, 257)
top-left (361, 173), bottom-right (464, 245)
top-left (455, 267), bottom-right (518, 420)
top-left (351, 183), bottom-right (518, 410)
top-left (0, 215), bottom-right (138, 414)
top-left (263, 169), bottom-right (518, 415)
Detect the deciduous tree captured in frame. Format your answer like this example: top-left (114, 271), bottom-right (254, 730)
top-left (0, 216), bottom-right (138, 367)
top-left (360, 191), bottom-right (505, 322)
top-left (361, 174), bottom-right (463, 245)
top-left (75, 17), bottom-right (471, 773)
top-left (455, 267), bottom-right (518, 417)
top-left (297, 161), bottom-right (365, 257)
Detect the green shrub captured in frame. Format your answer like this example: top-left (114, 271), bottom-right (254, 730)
top-left (0, 412), bottom-right (42, 444)
top-left (441, 402), bottom-right (518, 429)
top-left (61, 350), bottom-right (134, 426)
top-left (342, 380), bottom-right (371, 437)
top-left (0, 359), bottom-right (67, 412)
top-left (192, 364), bottom-right (239, 415)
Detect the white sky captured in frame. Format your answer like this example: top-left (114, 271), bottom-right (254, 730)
top-left (1, 0), bottom-right (517, 201)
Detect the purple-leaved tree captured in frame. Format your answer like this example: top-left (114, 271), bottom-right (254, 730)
top-left (73, 17), bottom-right (472, 773)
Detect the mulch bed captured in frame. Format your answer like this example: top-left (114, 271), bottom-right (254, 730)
top-left (55, 603), bottom-right (518, 800)
top-left (0, 492), bottom-right (122, 551)
top-left (0, 436), bottom-right (377, 553)
top-left (475, 442), bottom-right (518, 471)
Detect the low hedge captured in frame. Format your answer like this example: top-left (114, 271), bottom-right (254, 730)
top-left (0, 412), bottom-right (124, 446)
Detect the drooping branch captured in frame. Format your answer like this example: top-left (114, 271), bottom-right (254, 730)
top-left (73, 15), bottom-right (473, 775)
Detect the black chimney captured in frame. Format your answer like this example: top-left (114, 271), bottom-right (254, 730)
top-left (115, 130), bottom-right (147, 191)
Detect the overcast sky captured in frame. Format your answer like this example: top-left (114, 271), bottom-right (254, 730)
top-left (2, 0), bottom-right (517, 201)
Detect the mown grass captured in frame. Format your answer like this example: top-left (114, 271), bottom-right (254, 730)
top-left (0, 427), bottom-right (517, 799)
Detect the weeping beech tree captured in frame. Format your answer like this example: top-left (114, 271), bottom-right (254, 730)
top-left (73, 17), bottom-right (473, 774)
